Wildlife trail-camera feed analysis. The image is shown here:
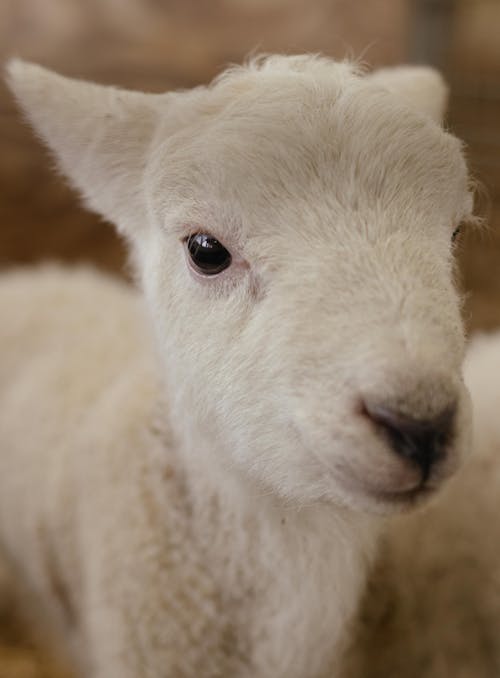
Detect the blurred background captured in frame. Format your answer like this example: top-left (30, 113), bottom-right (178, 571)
top-left (0, 0), bottom-right (499, 676)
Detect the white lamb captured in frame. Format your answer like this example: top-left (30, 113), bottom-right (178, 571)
top-left (1, 54), bottom-right (499, 678)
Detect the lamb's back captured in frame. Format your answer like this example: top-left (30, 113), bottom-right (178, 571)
top-left (0, 266), bottom-right (161, 636)
top-left (0, 265), bottom-right (150, 398)
top-left (0, 265), bottom-right (156, 488)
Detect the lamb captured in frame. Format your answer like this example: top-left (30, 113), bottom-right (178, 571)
top-left (0, 54), bottom-right (493, 678)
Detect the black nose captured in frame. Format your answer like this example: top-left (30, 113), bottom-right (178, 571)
top-left (363, 402), bottom-right (456, 482)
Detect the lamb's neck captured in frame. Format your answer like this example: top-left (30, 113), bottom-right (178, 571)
top-left (174, 428), bottom-right (381, 678)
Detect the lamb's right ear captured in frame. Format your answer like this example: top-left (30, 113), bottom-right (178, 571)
top-left (6, 59), bottom-right (164, 236)
top-left (366, 66), bottom-right (449, 125)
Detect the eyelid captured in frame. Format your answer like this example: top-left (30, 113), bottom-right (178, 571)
top-left (181, 226), bottom-right (248, 261)
top-left (183, 245), bottom-right (249, 289)
top-left (182, 230), bottom-right (229, 249)
top-left (175, 220), bottom-right (245, 253)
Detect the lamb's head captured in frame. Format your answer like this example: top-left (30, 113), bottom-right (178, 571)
top-left (7, 55), bottom-right (474, 514)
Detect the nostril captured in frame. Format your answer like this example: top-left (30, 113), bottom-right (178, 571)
top-left (362, 400), bottom-right (456, 483)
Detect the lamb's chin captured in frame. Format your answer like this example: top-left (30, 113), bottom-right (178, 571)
top-left (359, 485), bottom-right (440, 515)
top-left (296, 455), bottom-right (457, 516)
top-left (332, 471), bottom-right (454, 516)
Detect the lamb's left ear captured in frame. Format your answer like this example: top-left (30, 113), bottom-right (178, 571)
top-left (366, 65), bottom-right (449, 125)
top-left (6, 59), bottom-right (164, 235)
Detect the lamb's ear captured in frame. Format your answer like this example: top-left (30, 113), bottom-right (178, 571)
top-left (5, 59), bottom-right (163, 235)
top-left (367, 66), bottom-right (449, 125)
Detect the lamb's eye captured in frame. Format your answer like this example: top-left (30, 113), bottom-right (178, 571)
top-left (186, 233), bottom-right (232, 275)
top-left (451, 225), bottom-right (462, 243)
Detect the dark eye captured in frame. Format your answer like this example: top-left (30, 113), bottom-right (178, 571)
top-left (451, 225), bottom-right (462, 243)
top-left (186, 233), bottom-right (232, 275)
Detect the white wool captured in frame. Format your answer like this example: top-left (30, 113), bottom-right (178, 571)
top-left (0, 54), bottom-right (486, 677)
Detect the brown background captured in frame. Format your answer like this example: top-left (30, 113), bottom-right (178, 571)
top-left (1, 1), bottom-right (500, 676)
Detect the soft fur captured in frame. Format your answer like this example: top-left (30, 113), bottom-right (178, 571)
top-left (0, 54), bottom-right (494, 678)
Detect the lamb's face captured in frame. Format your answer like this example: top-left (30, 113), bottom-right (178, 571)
top-left (7, 56), bottom-right (475, 514)
top-left (139, 67), bottom-right (473, 514)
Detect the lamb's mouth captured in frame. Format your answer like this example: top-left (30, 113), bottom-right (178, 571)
top-left (367, 482), bottom-right (438, 508)
top-left (334, 462), bottom-right (447, 513)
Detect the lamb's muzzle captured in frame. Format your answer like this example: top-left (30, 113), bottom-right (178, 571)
top-left (362, 399), bottom-right (456, 483)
